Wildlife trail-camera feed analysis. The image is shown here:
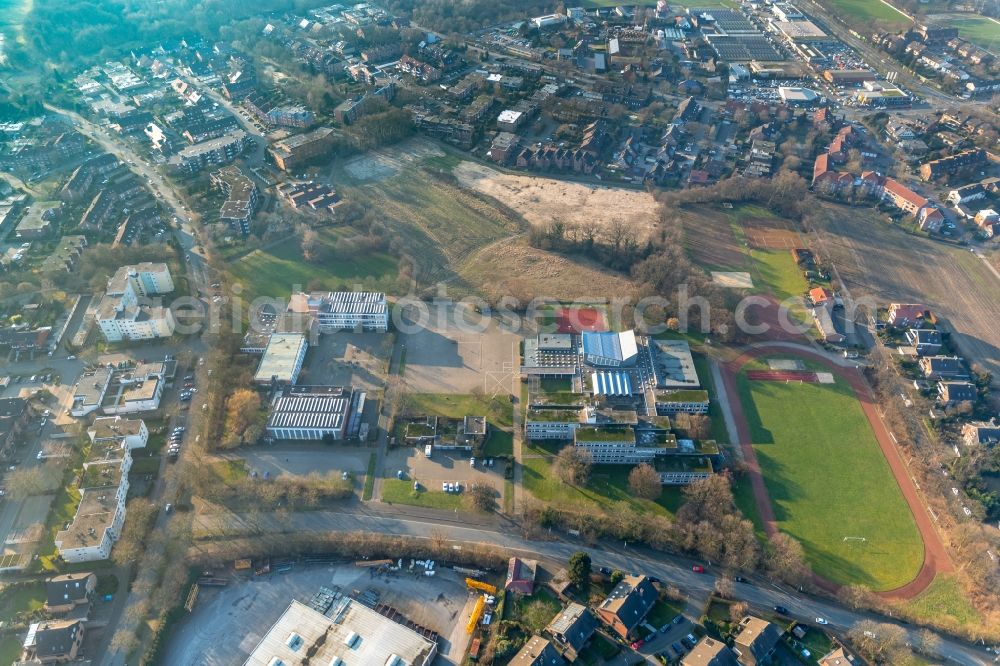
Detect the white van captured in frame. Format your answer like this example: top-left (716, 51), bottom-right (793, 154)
top-left (424, 444), bottom-right (433, 458)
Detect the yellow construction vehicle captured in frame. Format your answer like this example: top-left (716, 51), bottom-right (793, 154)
top-left (466, 595), bottom-right (485, 634)
top-left (465, 578), bottom-right (497, 595)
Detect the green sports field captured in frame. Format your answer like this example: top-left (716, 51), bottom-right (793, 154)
top-left (939, 14), bottom-right (1000, 50)
top-left (824, 0), bottom-right (911, 28)
top-left (736, 360), bottom-right (923, 590)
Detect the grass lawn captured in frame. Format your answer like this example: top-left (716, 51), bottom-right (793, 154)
top-left (902, 574), bottom-right (981, 628)
top-left (942, 14), bottom-right (1000, 50)
top-left (363, 452), bottom-right (377, 501)
top-left (37, 484), bottom-right (82, 572)
top-left (483, 430), bottom-right (513, 456)
top-left (647, 598), bottom-right (684, 627)
top-left (341, 167), bottom-right (522, 289)
top-left (749, 249), bottom-right (809, 312)
top-left (0, 636), bottom-right (21, 665)
top-left (405, 392), bottom-right (514, 428)
top-left (733, 476), bottom-right (767, 538)
top-left (228, 227), bottom-right (398, 299)
top-left (736, 361), bottom-right (923, 590)
top-left (381, 478), bottom-right (465, 510)
top-left (208, 459), bottom-right (248, 484)
top-left (130, 456), bottom-right (161, 475)
top-left (0, 581), bottom-right (46, 622)
top-left (506, 588), bottom-right (562, 633)
top-left (824, 0), bottom-right (911, 27)
top-left (577, 633), bottom-right (620, 664)
top-left (692, 353), bottom-right (730, 445)
top-left (522, 457), bottom-right (684, 517)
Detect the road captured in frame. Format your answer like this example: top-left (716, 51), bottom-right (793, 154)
top-left (36, 104), bottom-right (221, 666)
top-left (191, 504), bottom-right (993, 664)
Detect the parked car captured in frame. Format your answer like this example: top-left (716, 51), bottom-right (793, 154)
top-left (692, 565), bottom-right (705, 573)
top-left (774, 606), bottom-right (790, 616)
top-left (734, 575), bottom-right (748, 583)
top-left (599, 566), bottom-right (612, 575)
top-left (815, 617), bottom-right (829, 625)
top-left (630, 639), bottom-right (644, 650)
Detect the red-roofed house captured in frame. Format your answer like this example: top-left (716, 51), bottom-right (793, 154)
top-left (888, 303), bottom-right (933, 328)
top-left (505, 557), bottom-right (537, 595)
top-left (881, 178), bottom-right (928, 215)
top-left (812, 153), bottom-right (832, 186)
top-left (809, 288), bottom-right (834, 306)
top-left (918, 205), bottom-right (945, 232)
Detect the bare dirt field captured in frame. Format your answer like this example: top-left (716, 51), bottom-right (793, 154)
top-left (453, 161), bottom-right (661, 238)
top-left (397, 302), bottom-right (519, 395)
top-left (458, 238), bottom-right (637, 304)
top-left (679, 207), bottom-right (746, 270)
top-left (744, 216), bottom-right (801, 249)
top-left (341, 138), bottom-right (445, 182)
top-left (812, 203), bottom-right (1000, 382)
top-left (164, 563), bottom-right (476, 665)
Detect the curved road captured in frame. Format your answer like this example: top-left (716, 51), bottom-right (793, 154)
top-left (190, 503), bottom-right (992, 664)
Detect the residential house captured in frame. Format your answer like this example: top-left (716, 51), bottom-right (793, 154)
top-left (546, 602), bottom-right (598, 661)
top-left (974, 209), bottom-right (999, 237)
top-left (919, 355), bottom-right (968, 380)
top-left (44, 573), bottom-right (96, 615)
top-left (947, 183), bottom-right (986, 205)
top-left (732, 616), bottom-right (782, 666)
top-left (887, 303), bottom-right (932, 328)
top-left (961, 420), bottom-right (1000, 447)
top-left (819, 647), bottom-right (857, 666)
top-left (21, 619), bottom-right (85, 663)
top-left (905, 329), bottom-right (942, 356)
top-left (684, 637), bottom-right (740, 665)
top-left (595, 574), bottom-right (658, 640)
top-left (919, 148), bottom-right (989, 181)
top-left (937, 380), bottom-right (977, 406)
top-left (511, 636), bottom-right (565, 665)
top-left (505, 557), bottom-right (537, 595)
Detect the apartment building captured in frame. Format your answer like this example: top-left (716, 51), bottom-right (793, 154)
top-left (55, 420), bottom-right (146, 562)
top-left (175, 129), bottom-right (250, 172)
top-left (96, 264), bottom-right (176, 342)
top-left (288, 291), bottom-right (389, 332)
top-left (268, 127), bottom-right (336, 171)
top-left (210, 165), bottom-right (258, 234)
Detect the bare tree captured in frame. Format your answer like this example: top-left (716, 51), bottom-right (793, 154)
top-left (628, 463), bottom-right (662, 500)
top-left (729, 600), bottom-right (749, 623)
top-left (714, 576), bottom-right (734, 599)
top-left (554, 445), bottom-right (592, 486)
top-left (847, 620), bottom-right (908, 664)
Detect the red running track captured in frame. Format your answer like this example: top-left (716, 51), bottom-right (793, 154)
top-left (722, 345), bottom-right (953, 599)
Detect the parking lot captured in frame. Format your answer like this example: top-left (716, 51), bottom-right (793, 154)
top-left (164, 562), bottom-right (477, 665)
top-left (231, 444), bottom-right (374, 481)
top-left (385, 446), bottom-right (506, 497)
top-left (296, 330), bottom-right (391, 392)
top-left (396, 303), bottom-right (519, 395)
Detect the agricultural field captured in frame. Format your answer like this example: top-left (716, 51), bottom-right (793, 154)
top-left (227, 227), bottom-right (399, 299)
top-left (452, 161), bottom-right (662, 240)
top-left (822, 0), bottom-right (911, 28)
top-left (735, 357), bottom-right (924, 590)
top-left (811, 202), bottom-right (1000, 384)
